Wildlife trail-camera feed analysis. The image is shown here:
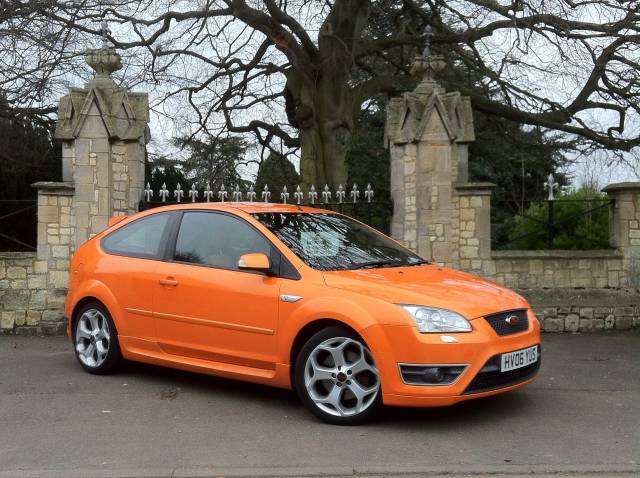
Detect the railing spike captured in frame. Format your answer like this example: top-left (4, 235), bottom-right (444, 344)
top-left (294, 185), bottom-right (304, 205)
top-left (203, 182), bottom-right (214, 202)
top-left (364, 183), bottom-right (374, 203)
top-left (262, 184), bottom-right (271, 203)
top-left (336, 184), bottom-right (345, 204)
top-left (350, 183), bottom-right (360, 203)
top-left (218, 184), bottom-right (228, 202)
top-left (144, 182), bottom-right (154, 202)
top-left (159, 182), bottom-right (169, 202)
top-left (544, 173), bottom-right (559, 201)
top-left (232, 184), bottom-right (243, 202)
top-left (308, 185), bottom-right (318, 205)
top-left (322, 184), bottom-right (331, 204)
top-left (280, 185), bottom-right (290, 204)
top-left (188, 184), bottom-right (198, 203)
top-left (247, 185), bottom-right (257, 202)
top-left (174, 183), bottom-right (184, 203)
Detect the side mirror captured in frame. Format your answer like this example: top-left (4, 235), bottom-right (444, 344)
top-left (238, 253), bottom-right (271, 272)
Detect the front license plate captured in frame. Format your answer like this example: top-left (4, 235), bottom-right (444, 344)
top-left (501, 345), bottom-right (538, 372)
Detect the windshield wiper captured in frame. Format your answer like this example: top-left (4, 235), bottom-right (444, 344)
top-left (351, 259), bottom-right (405, 270)
top-left (350, 258), bottom-right (430, 270)
top-left (405, 259), bottom-right (429, 266)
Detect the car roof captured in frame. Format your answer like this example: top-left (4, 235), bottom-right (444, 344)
top-left (139, 202), bottom-right (336, 215)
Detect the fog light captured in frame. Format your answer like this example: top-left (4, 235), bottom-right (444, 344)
top-left (423, 367), bottom-right (444, 383)
top-left (399, 364), bottom-right (468, 385)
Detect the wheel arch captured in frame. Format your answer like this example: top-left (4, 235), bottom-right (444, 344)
top-left (290, 320), bottom-right (361, 368)
top-left (288, 318), bottom-right (373, 388)
top-left (279, 294), bottom-right (382, 367)
top-left (71, 296), bottom-right (103, 323)
top-left (68, 280), bottom-right (121, 336)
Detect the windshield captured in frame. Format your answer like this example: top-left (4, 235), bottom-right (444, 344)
top-left (253, 212), bottom-right (427, 271)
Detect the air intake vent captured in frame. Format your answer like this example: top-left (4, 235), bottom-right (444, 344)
top-left (464, 350), bottom-right (540, 395)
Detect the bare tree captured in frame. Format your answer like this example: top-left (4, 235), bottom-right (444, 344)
top-left (1, 1), bottom-right (638, 185)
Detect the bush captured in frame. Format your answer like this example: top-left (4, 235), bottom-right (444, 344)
top-left (503, 187), bottom-right (610, 250)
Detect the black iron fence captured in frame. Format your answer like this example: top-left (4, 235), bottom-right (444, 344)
top-left (0, 200), bottom-right (38, 252)
top-left (138, 183), bottom-right (393, 234)
top-left (492, 198), bottom-right (613, 250)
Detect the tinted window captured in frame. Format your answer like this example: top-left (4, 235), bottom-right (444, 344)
top-left (102, 213), bottom-right (170, 258)
top-left (253, 212), bottom-right (425, 271)
top-left (174, 212), bottom-right (272, 270)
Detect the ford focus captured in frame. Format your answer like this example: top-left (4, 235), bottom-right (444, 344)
top-left (65, 203), bottom-right (540, 425)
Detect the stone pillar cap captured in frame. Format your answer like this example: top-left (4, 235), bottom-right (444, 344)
top-left (411, 55), bottom-right (446, 96)
top-left (53, 47), bottom-right (150, 143)
top-left (31, 181), bottom-right (75, 195)
top-left (85, 48), bottom-right (123, 79)
top-left (602, 182), bottom-right (640, 194)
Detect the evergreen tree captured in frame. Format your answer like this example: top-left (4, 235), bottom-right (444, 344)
top-left (173, 135), bottom-right (250, 191)
top-left (0, 95), bottom-right (61, 200)
top-left (255, 153), bottom-right (300, 195)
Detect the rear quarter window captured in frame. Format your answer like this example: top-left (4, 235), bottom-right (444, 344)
top-left (101, 213), bottom-right (170, 258)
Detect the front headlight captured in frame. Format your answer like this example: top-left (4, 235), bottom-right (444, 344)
top-left (400, 305), bottom-right (472, 333)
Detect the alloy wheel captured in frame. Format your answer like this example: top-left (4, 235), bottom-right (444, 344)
top-left (303, 336), bottom-right (380, 417)
top-left (75, 308), bottom-right (111, 368)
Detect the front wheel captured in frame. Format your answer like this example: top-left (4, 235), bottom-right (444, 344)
top-left (295, 326), bottom-right (382, 425)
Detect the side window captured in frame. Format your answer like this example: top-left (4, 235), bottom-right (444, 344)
top-left (174, 212), bottom-right (272, 270)
top-left (102, 213), bottom-right (170, 258)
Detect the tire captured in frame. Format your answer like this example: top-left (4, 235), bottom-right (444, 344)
top-left (73, 301), bottom-right (122, 375)
top-left (294, 325), bottom-right (383, 425)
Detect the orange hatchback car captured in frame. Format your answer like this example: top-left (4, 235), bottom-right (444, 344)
top-left (66, 203), bottom-right (540, 424)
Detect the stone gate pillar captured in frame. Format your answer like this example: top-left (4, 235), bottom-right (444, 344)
top-left (24, 48), bottom-right (149, 333)
top-left (53, 48), bottom-right (149, 247)
top-left (385, 55), bottom-right (477, 266)
top-left (603, 182), bottom-right (640, 287)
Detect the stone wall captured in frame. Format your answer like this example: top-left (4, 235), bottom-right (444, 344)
top-left (489, 250), bottom-right (625, 289)
top-left (523, 289), bottom-right (639, 333)
top-left (441, 186), bottom-right (638, 332)
top-left (1, 184), bottom-right (75, 334)
top-left (452, 183), bottom-right (493, 270)
top-left (0, 252), bottom-right (66, 334)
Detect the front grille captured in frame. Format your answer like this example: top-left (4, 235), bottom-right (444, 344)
top-left (463, 348), bottom-right (540, 395)
top-left (484, 309), bottom-right (529, 336)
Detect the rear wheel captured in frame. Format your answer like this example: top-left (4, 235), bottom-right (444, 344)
top-left (295, 326), bottom-right (382, 425)
top-left (73, 302), bottom-right (122, 375)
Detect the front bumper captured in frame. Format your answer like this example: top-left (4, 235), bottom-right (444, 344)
top-left (361, 309), bottom-right (541, 407)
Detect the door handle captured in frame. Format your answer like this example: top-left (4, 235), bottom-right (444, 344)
top-left (159, 278), bottom-right (179, 287)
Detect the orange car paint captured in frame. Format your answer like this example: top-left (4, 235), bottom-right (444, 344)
top-left (65, 203), bottom-right (541, 406)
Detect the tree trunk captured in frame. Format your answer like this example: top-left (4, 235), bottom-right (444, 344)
top-left (286, 0), bottom-right (370, 188)
top-left (287, 70), bottom-right (355, 188)
top-left (299, 121), bottom-right (350, 188)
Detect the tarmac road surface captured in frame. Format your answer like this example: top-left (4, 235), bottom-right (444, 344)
top-left (0, 331), bottom-right (638, 477)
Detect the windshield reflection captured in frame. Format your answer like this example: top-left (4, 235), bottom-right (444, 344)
top-left (253, 212), bottom-right (427, 271)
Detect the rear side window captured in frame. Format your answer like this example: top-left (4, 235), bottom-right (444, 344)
top-left (174, 211), bottom-right (272, 270)
top-left (102, 213), bottom-right (170, 258)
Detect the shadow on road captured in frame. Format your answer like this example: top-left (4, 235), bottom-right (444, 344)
top-left (120, 357), bottom-right (534, 428)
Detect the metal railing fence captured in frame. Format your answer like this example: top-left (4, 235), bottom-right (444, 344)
top-left (139, 183), bottom-right (393, 234)
top-left (0, 200), bottom-right (38, 252)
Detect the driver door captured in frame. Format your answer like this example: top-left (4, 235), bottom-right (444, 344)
top-left (152, 211), bottom-right (281, 372)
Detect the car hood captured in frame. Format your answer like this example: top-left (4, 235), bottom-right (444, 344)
top-left (322, 265), bottom-right (529, 320)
